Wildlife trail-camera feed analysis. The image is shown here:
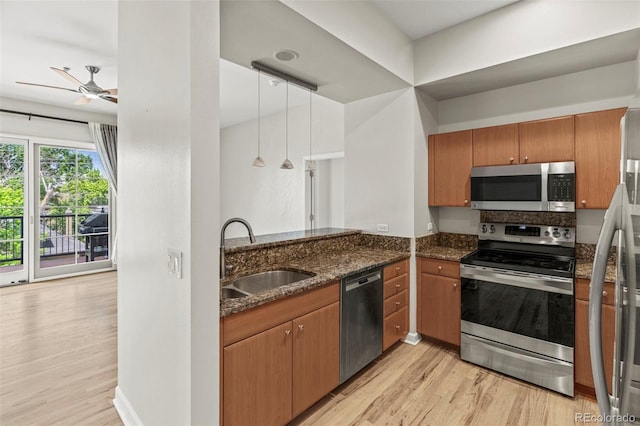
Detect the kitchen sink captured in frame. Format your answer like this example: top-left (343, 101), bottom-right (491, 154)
top-left (231, 270), bottom-right (315, 294)
top-left (221, 287), bottom-right (249, 299)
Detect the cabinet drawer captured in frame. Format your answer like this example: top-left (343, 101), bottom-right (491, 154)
top-left (384, 260), bottom-right (409, 281)
top-left (383, 306), bottom-right (408, 351)
top-left (384, 290), bottom-right (408, 317)
top-left (383, 274), bottom-right (408, 298)
top-left (421, 258), bottom-right (460, 278)
top-left (575, 278), bottom-right (615, 305)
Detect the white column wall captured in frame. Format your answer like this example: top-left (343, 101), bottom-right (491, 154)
top-left (116, 1), bottom-right (219, 425)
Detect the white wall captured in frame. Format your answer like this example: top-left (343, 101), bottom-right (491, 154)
top-left (0, 97), bottom-right (116, 141)
top-left (414, 89), bottom-right (438, 236)
top-left (116, 2), bottom-right (219, 425)
top-left (345, 88), bottom-right (415, 237)
top-left (220, 97), bottom-right (344, 238)
top-left (414, 1), bottom-right (640, 85)
top-left (329, 157), bottom-right (345, 228)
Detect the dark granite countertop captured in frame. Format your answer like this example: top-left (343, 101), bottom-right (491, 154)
top-left (575, 260), bottom-right (616, 283)
top-left (223, 228), bottom-right (361, 253)
top-left (416, 246), bottom-right (474, 262)
top-left (220, 248), bottom-right (410, 317)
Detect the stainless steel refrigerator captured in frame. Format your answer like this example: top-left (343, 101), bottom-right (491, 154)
top-left (591, 101), bottom-right (640, 426)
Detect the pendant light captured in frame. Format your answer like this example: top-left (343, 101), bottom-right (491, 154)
top-left (280, 81), bottom-right (294, 170)
top-left (252, 70), bottom-right (265, 167)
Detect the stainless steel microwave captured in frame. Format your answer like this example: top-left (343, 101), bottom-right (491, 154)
top-left (470, 161), bottom-right (575, 212)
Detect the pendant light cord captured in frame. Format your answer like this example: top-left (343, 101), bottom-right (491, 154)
top-left (309, 89), bottom-right (312, 165)
top-left (257, 70), bottom-right (261, 157)
top-left (285, 82), bottom-right (289, 159)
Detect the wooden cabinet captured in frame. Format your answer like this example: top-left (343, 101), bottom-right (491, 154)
top-left (575, 108), bottom-right (626, 209)
top-left (223, 322), bottom-right (293, 426)
top-left (575, 278), bottom-right (615, 393)
top-left (382, 260), bottom-right (409, 351)
top-left (417, 258), bottom-right (460, 346)
top-left (222, 282), bottom-right (339, 425)
top-left (428, 130), bottom-right (472, 207)
top-left (472, 124), bottom-right (519, 166)
top-left (518, 115), bottom-right (575, 164)
top-left (292, 302), bottom-right (339, 418)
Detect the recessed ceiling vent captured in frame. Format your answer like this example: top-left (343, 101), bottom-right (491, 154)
top-left (273, 49), bottom-right (299, 62)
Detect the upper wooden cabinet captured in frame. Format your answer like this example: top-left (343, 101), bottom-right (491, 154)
top-left (575, 108), bottom-right (626, 209)
top-left (518, 115), bottom-right (575, 164)
top-left (428, 130), bottom-right (472, 207)
top-left (472, 124), bottom-right (519, 167)
top-left (518, 116), bottom-right (575, 164)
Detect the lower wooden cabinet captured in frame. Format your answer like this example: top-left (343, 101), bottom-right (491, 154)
top-left (382, 260), bottom-right (409, 351)
top-left (575, 278), bottom-right (615, 393)
top-left (222, 283), bottom-right (339, 425)
top-left (417, 258), bottom-right (461, 346)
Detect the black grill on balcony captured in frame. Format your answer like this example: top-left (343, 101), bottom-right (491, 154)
top-left (79, 213), bottom-right (109, 261)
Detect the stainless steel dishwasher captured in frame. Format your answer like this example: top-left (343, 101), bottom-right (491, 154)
top-left (340, 268), bottom-right (383, 384)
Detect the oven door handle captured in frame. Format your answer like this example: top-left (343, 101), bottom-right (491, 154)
top-left (460, 265), bottom-right (573, 295)
top-left (463, 334), bottom-right (573, 368)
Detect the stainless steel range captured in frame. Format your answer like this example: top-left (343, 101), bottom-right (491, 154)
top-left (460, 222), bottom-right (576, 396)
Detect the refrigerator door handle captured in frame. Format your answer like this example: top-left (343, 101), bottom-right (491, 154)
top-left (590, 183), bottom-right (624, 423)
top-left (620, 212), bottom-right (637, 418)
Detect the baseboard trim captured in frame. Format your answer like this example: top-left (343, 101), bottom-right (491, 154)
top-left (113, 386), bottom-right (143, 426)
top-left (404, 332), bottom-right (422, 346)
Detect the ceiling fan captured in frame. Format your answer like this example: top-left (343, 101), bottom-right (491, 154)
top-left (16, 65), bottom-right (118, 105)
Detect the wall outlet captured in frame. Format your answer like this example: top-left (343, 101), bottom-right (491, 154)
top-left (167, 249), bottom-right (182, 279)
top-left (377, 224), bottom-right (389, 232)
top-left (427, 222), bottom-right (433, 232)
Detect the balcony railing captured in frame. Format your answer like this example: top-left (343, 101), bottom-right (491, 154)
top-left (1, 213), bottom-right (108, 267)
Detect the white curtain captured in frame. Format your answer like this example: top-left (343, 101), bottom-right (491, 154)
top-left (88, 122), bottom-right (118, 264)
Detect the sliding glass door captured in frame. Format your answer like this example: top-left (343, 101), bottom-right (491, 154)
top-left (0, 135), bottom-right (112, 284)
top-left (0, 137), bottom-right (29, 285)
top-left (34, 143), bottom-right (111, 279)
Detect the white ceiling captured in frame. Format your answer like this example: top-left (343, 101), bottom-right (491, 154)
top-left (371, 0), bottom-right (519, 40)
top-left (0, 1), bottom-right (118, 116)
top-left (1, 0), bottom-right (637, 126)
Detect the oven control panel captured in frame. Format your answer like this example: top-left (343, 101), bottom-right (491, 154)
top-left (478, 223), bottom-right (575, 246)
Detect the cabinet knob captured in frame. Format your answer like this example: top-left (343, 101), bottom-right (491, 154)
top-left (395, 325), bottom-right (401, 331)
top-left (438, 265), bottom-right (443, 271)
top-left (581, 200), bottom-right (587, 205)
top-left (509, 157), bottom-right (514, 163)
top-left (464, 199), bottom-right (469, 204)
top-left (285, 329), bottom-right (291, 336)
top-left (524, 156), bottom-right (528, 162)
top-left (298, 324), bottom-right (304, 331)
top-left (395, 301), bottom-right (401, 309)
top-left (603, 290), bottom-right (608, 297)
top-left (453, 282), bottom-right (457, 288)
top-left (396, 267), bottom-right (400, 272)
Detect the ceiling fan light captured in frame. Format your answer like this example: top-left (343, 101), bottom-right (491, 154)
top-left (85, 93), bottom-right (99, 99)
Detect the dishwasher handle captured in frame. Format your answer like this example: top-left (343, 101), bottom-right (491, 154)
top-left (344, 271), bottom-right (382, 292)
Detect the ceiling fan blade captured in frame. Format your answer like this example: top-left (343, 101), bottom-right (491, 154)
top-left (75, 96), bottom-right (92, 105)
top-left (105, 88), bottom-right (117, 95)
top-left (100, 95), bottom-right (118, 104)
top-left (16, 81), bottom-right (80, 93)
top-left (51, 67), bottom-right (84, 86)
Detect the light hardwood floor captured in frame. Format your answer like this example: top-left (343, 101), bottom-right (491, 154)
top-left (0, 272), bottom-right (122, 425)
top-left (1, 273), bottom-right (600, 425)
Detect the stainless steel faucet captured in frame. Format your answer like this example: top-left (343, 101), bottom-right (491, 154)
top-left (220, 217), bottom-right (256, 279)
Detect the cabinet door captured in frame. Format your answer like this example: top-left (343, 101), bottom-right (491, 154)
top-left (575, 299), bottom-right (615, 392)
top-left (519, 116), bottom-right (574, 164)
top-left (418, 273), bottom-right (461, 346)
top-left (292, 302), bottom-right (339, 417)
top-left (430, 130), bottom-right (472, 206)
top-left (224, 322), bottom-right (293, 426)
top-left (383, 306), bottom-right (408, 351)
top-left (472, 124), bottom-right (519, 166)
top-left (575, 108), bottom-right (626, 209)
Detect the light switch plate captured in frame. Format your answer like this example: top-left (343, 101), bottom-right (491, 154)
top-left (167, 249), bottom-right (182, 279)
top-left (377, 224), bottom-right (389, 232)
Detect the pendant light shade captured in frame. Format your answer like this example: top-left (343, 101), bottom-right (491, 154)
top-left (280, 81), bottom-right (294, 170)
top-left (252, 70), bottom-right (265, 167)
